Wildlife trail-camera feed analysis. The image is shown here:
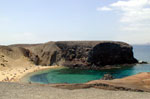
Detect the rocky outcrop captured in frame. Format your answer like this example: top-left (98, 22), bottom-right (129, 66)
top-left (7, 41), bottom-right (138, 68)
top-left (138, 61), bottom-right (148, 64)
top-left (101, 74), bottom-right (114, 80)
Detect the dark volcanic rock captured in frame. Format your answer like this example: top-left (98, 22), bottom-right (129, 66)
top-left (138, 61), bottom-right (148, 64)
top-left (55, 41), bottom-right (98, 67)
top-left (9, 41), bottom-right (138, 68)
top-left (88, 42), bottom-right (138, 66)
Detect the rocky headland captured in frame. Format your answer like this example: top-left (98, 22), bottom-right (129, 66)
top-left (9, 41), bottom-right (138, 68)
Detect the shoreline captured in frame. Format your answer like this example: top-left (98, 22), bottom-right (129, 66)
top-left (1, 64), bottom-right (150, 92)
top-left (0, 65), bottom-right (60, 82)
top-left (20, 66), bottom-right (66, 83)
top-left (0, 63), bottom-right (148, 83)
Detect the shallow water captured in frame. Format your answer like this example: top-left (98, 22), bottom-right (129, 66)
top-left (27, 45), bottom-right (150, 84)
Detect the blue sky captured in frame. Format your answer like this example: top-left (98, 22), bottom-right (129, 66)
top-left (0, 0), bottom-right (150, 45)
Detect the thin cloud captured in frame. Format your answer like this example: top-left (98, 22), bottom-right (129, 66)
top-left (110, 0), bottom-right (150, 23)
top-left (97, 6), bottom-right (112, 11)
top-left (97, 0), bottom-right (150, 31)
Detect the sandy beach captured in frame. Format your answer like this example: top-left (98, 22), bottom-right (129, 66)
top-left (1, 65), bottom-right (150, 99)
top-left (0, 65), bottom-right (58, 82)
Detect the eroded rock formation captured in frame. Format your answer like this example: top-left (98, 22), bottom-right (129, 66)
top-left (7, 41), bottom-right (138, 68)
top-left (88, 42), bottom-right (138, 66)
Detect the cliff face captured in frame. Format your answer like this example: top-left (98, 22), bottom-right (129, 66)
top-left (88, 42), bottom-right (138, 66)
top-left (9, 41), bottom-right (137, 68)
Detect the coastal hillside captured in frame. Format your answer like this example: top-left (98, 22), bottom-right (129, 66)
top-left (0, 45), bottom-right (54, 82)
top-left (0, 46), bottom-right (34, 69)
top-left (4, 41), bottom-right (138, 68)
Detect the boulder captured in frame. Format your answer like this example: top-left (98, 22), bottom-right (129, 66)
top-left (101, 74), bottom-right (114, 80)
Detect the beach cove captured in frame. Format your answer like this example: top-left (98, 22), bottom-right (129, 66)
top-left (0, 41), bottom-right (150, 94)
top-left (21, 64), bottom-right (150, 85)
top-left (0, 65), bottom-right (59, 82)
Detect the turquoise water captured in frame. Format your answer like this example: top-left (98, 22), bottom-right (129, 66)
top-left (28, 45), bottom-right (150, 84)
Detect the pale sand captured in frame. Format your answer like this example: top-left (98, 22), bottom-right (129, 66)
top-left (0, 65), bottom-right (58, 82)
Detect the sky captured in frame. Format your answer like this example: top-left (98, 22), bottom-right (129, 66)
top-left (0, 0), bottom-right (150, 45)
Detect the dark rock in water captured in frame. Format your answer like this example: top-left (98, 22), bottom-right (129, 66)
top-left (138, 61), bottom-right (148, 64)
top-left (101, 74), bottom-right (114, 80)
top-left (9, 41), bottom-right (138, 68)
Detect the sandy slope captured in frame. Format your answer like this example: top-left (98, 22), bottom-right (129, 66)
top-left (0, 49), bottom-right (56, 82)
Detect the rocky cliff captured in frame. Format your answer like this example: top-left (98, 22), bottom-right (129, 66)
top-left (8, 41), bottom-right (138, 68)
